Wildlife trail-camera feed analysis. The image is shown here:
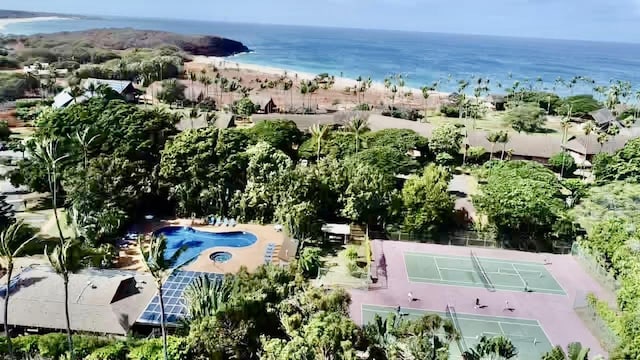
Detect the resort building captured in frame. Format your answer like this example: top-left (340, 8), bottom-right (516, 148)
top-left (53, 78), bottom-right (138, 109)
top-left (250, 95), bottom-right (278, 114)
top-left (0, 265), bottom-right (155, 336)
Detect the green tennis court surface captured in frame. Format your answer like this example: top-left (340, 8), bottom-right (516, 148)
top-left (404, 252), bottom-right (565, 295)
top-left (362, 304), bottom-right (553, 360)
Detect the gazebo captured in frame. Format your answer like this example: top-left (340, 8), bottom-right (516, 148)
top-left (321, 223), bottom-right (351, 244)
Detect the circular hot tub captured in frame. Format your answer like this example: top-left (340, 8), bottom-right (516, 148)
top-left (209, 251), bottom-right (232, 263)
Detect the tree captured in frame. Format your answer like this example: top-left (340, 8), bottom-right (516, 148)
top-left (548, 152), bottom-right (577, 176)
top-left (32, 139), bottom-right (69, 241)
top-left (183, 275), bottom-right (233, 323)
top-left (340, 163), bottom-right (398, 226)
top-left (462, 336), bottom-right (517, 360)
top-left (497, 131), bottom-right (509, 160)
top-left (402, 164), bottom-right (454, 235)
top-left (233, 97), bottom-right (256, 117)
top-left (309, 123), bottom-right (331, 161)
top-left (250, 119), bottom-right (303, 157)
top-left (138, 235), bottom-right (186, 360)
top-left (542, 342), bottom-right (590, 360)
top-left (582, 120), bottom-right (596, 179)
top-left (486, 132), bottom-right (501, 161)
top-left (68, 86), bottom-right (85, 104)
top-left (0, 120), bottom-right (11, 141)
top-left (298, 247), bottom-right (322, 278)
top-left (0, 221), bottom-right (37, 359)
top-left (157, 79), bottom-right (186, 107)
top-left (188, 108), bottom-right (199, 129)
top-left (45, 236), bottom-right (88, 360)
top-left (504, 104), bottom-right (546, 133)
top-left (429, 124), bottom-right (463, 157)
top-left (344, 114), bottom-right (370, 154)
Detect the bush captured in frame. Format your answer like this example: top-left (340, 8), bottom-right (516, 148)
top-left (347, 261), bottom-right (363, 277)
top-left (74, 335), bottom-right (113, 358)
top-left (435, 152), bottom-right (455, 165)
top-left (440, 104), bottom-right (460, 118)
top-left (344, 245), bottom-right (358, 261)
top-left (466, 146), bottom-right (486, 164)
top-left (233, 97), bottom-right (256, 116)
top-left (37, 333), bottom-right (68, 359)
top-left (87, 342), bottom-right (128, 360)
top-left (0, 121), bottom-right (11, 141)
top-left (0, 55), bottom-right (20, 69)
top-left (13, 335), bottom-right (39, 357)
top-left (548, 152), bottom-right (577, 175)
top-left (128, 337), bottom-right (191, 360)
top-left (354, 103), bottom-right (371, 111)
top-left (381, 106), bottom-right (423, 121)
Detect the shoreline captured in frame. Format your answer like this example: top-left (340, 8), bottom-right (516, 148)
top-left (191, 55), bottom-right (449, 98)
top-left (0, 17), bottom-right (69, 31)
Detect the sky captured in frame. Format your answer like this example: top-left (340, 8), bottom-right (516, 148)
top-left (3, 0), bottom-right (640, 42)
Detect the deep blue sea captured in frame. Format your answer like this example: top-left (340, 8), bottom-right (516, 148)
top-left (4, 16), bottom-right (640, 93)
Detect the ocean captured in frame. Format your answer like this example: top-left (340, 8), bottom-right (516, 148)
top-left (4, 16), bottom-right (640, 94)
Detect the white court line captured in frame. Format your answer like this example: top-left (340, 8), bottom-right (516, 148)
top-left (430, 266), bottom-right (561, 293)
top-left (433, 257), bottom-right (445, 281)
top-left (407, 274), bottom-right (565, 294)
top-left (511, 263), bottom-right (527, 287)
top-left (361, 304), bottom-right (544, 326)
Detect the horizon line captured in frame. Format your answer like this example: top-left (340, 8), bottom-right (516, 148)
top-left (2, 7), bottom-right (640, 46)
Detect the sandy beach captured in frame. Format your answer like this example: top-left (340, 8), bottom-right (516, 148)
top-left (0, 17), bottom-right (67, 31)
top-left (186, 55), bottom-right (449, 111)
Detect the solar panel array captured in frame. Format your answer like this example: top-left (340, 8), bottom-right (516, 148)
top-left (137, 270), bottom-right (222, 325)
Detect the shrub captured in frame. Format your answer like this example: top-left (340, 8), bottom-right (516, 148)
top-left (382, 106), bottom-right (424, 121)
top-left (0, 121), bottom-right (11, 141)
top-left (435, 152), bottom-right (455, 165)
top-left (354, 103), bottom-right (371, 111)
top-left (347, 261), bottom-right (362, 277)
top-left (13, 335), bottom-right (39, 357)
top-left (548, 152), bottom-right (577, 175)
top-left (36, 333), bottom-right (68, 359)
top-left (466, 146), bottom-right (486, 164)
top-left (233, 97), bottom-right (256, 116)
top-left (344, 245), bottom-right (358, 261)
top-left (0, 56), bottom-right (20, 69)
top-left (74, 335), bottom-right (113, 358)
top-left (87, 342), bottom-right (128, 360)
top-left (440, 104), bottom-right (460, 118)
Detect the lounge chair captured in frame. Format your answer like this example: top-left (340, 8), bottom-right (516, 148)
top-left (216, 218), bottom-right (223, 226)
top-left (230, 219), bottom-right (237, 227)
top-left (223, 218), bottom-right (230, 227)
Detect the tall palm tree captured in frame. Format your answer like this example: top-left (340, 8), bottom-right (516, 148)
top-left (188, 108), bottom-right (199, 129)
top-left (309, 123), bottom-right (331, 161)
top-left (559, 117), bottom-right (571, 178)
top-left (33, 139), bottom-right (69, 241)
top-left (189, 72), bottom-right (197, 105)
top-left (486, 132), bottom-right (501, 161)
top-left (582, 120), bottom-right (596, 179)
top-left (138, 235), bottom-right (186, 360)
top-left (497, 131), bottom-right (509, 160)
top-left (71, 128), bottom-right (99, 172)
top-left (45, 235), bottom-right (87, 360)
top-left (0, 221), bottom-right (37, 359)
top-left (345, 114), bottom-right (370, 154)
top-left (462, 335), bottom-right (517, 360)
top-left (596, 131), bottom-right (609, 153)
top-left (421, 85), bottom-right (431, 119)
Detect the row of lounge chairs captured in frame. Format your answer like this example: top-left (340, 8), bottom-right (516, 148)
top-left (264, 243), bottom-right (276, 264)
top-left (207, 216), bottom-right (237, 227)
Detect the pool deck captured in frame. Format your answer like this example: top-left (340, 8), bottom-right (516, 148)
top-left (116, 219), bottom-right (295, 274)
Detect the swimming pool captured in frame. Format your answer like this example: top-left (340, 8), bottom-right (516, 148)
top-left (153, 226), bottom-right (257, 267)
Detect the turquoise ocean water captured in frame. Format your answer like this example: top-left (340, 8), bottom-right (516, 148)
top-left (4, 16), bottom-right (640, 93)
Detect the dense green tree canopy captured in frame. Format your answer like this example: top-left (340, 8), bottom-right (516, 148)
top-left (429, 124), bottom-right (463, 157)
top-left (593, 138), bottom-right (640, 183)
top-left (250, 120), bottom-right (303, 157)
top-left (402, 164), bottom-right (454, 235)
top-left (503, 104), bottom-right (547, 133)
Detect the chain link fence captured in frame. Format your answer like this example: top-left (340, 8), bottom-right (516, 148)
top-left (571, 242), bottom-right (620, 292)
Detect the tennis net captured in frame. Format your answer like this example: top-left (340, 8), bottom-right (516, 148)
top-left (470, 250), bottom-right (495, 291)
top-left (446, 305), bottom-right (468, 352)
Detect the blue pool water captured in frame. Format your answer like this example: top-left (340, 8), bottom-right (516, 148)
top-left (210, 251), bottom-right (233, 263)
top-left (153, 226), bottom-right (257, 267)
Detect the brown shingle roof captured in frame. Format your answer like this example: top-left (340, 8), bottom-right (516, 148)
top-left (0, 265), bottom-right (155, 335)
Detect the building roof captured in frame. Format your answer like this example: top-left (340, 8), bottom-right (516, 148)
top-left (0, 265), bottom-right (155, 335)
top-left (321, 223), bottom-right (351, 235)
top-left (589, 108), bottom-right (616, 126)
top-left (564, 134), bottom-right (631, 155)
top-left (215, 112), bottom-right (234, 129)
top-left (52, 91), bottom-right (74, 109)
top-left (466, 131), bottom-right (563, 159)
top-left (487, 94), bottom-right (506, 103)
top-left (249, 95), bottom-right (276, 108)
top-left (83, 78), bottom-right (134, 95)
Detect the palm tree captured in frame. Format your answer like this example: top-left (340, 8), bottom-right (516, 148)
top-left (365, 313), bottom-right (403, 360)
top-left (462, 335), bottom-right (517, 360)
top-left (33, 139), bottom-right (70, 241)
top-left (138, 235), bottom-right (186, 360)
top-left (559, 117), bottom-right (571, 177)
top-left (596, 131), bottom-right (609, 153)
top-left (189, 72), bottom-right (197, 105)
top-left (45, 235), bottom-right (87, 360)
top-left (188, 108), bottom-right (199, 129)
top-left (68, 86), bottom-right (85, 104)
top-left (421, 86), bottom-right (431, 119)
top-left (71, 128), bottom-right (99, 172)
top-left (486, 132), bottom-right (501, 161)
top-left (183, 275), bottom-right (233, 323)
top-left (309, 123), bottom-right (331, 161)
top-left (345, 114), bottom-right (370, 154)
top-left (497, 131), bottom-right (509, 160)
top-left (582, 120), bottom-right (596, 179)
top-left (0, 221), bottom-right (37, 359)
top-left (542, 342), bottom-right (590, 360)
top-left (85, 81), bottom-right (97, 98)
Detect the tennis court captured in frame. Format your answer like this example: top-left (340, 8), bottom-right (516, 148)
top-left (362, 304), bottom-right (553, 360)
top-left (404, 251), bottom-right (565, 295)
